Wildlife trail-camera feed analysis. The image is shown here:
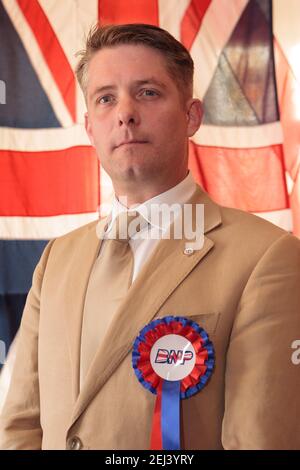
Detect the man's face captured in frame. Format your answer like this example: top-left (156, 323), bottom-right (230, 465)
top-left (85, 44), bottom-right (201, 187)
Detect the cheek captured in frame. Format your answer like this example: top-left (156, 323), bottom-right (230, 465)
top-left (89, 116), bottom-right (112, 149)
top-left (154, 112), bottom-right (187, 143)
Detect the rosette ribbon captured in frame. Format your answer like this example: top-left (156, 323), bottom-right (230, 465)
top-left (132, 316), bottom-right (215, 450)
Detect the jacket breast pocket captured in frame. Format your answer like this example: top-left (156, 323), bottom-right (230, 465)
top-left (183, 312), bottom-right (220, 336)
top-left (154, 309), bottom-right (220, 336)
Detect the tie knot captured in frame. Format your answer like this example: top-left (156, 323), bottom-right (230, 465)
top-left (108, 211), bottom-right (148, 242)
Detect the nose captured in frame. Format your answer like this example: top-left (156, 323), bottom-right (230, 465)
top-left (117, 96), bottom-right (140, 127)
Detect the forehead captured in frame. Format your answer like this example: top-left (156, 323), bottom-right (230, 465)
top-left (86, 44), bottom-right (175, 91)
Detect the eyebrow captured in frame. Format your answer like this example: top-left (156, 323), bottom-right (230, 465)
top-left (90, 78), bottom-right (167, 100)
top-left (133, 78), bottom-right (167, 89)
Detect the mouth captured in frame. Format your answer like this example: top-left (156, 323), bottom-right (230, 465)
top-left (115, 140), bottom-right (148, 149)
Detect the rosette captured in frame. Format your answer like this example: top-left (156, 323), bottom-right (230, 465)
top-left (132, 316), bottom-right (215, 450)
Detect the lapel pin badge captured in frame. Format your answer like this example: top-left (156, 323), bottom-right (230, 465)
top-left (183, 248), bottom-right (194, 255)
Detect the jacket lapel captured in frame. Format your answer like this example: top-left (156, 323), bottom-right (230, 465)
top-left (69, 185), bottom-right (222, 427)
top-left (63, 217), bottom-right (107, 401)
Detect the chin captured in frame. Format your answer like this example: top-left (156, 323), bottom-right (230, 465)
top-left (116, 163), bottom-right (158, 182)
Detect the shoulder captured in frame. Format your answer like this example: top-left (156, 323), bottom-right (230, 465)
top-left (44, 218), bottom-right (100, 259)
top-left (195, 185), bottom-right (289, 248)
top-left (54, 218), bottom-right (99, 243)
top-left (197, 184), bottom-right (300, 265)
top-left (217, 203), bottom-right (300, 262)
top-left (33, 219), bottom-right (100, 273)
top-left (220, 205), bottom-right (285, 237)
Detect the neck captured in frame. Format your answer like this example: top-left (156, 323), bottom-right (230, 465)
top-left (114, 170), bottom-right (189, 208)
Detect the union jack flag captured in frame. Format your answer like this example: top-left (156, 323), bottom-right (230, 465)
top-left (1, 0), bottom-right (300, 367)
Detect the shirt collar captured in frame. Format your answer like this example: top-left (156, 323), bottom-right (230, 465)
top-left (107, 171), bottom-right (197, 233)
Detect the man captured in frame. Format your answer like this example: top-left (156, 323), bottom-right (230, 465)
top-left (0, 23), bottom-right (300, 450)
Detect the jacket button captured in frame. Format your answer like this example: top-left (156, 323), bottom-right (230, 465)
top-left (67, 436), bottom-right (83, 450)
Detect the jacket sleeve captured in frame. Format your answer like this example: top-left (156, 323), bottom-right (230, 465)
top-left (222, 233), bottom-right (300, 449)
top-left (0, 240), bottom-right (55, 450)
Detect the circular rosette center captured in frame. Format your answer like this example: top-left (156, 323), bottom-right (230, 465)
top-left (150, 334), bottom-right (196, 381)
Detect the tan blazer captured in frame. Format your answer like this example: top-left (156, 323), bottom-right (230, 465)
top-left (1, 185), bottom-right (300, 450)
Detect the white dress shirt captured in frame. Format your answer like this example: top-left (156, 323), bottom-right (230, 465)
top-left (99, 171), bottom-right (197, 283)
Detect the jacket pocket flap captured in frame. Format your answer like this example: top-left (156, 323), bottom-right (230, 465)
top-left (184, 312), bottom-right (220, 335)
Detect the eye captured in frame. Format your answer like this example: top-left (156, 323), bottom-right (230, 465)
top-left (97, 95), bottom-right (115, 105)
top-left (140, 89), bottom-right (159, 98)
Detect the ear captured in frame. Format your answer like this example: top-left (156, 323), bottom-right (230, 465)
top-left (186, 99), bottom-right (203, 137)
top-left (84, 112), bottom-right (96, 147)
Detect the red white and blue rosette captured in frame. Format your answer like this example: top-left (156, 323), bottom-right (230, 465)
top-left (132, 316), bottom-right (215, 450)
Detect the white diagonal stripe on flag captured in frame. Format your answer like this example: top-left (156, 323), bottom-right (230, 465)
top-left (2, 0), bottom-right (73, 127)
top-left (158, 0), bottom-right (190, 41)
